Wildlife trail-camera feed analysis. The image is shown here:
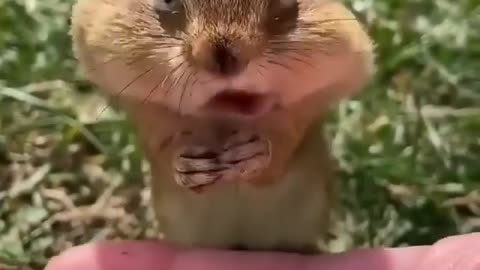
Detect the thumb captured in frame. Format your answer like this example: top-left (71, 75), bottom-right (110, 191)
top-left (415, 233), bottom-right (480, 270)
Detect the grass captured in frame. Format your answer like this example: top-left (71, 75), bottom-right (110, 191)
top-left (0, 0), bottom-right (479, 268)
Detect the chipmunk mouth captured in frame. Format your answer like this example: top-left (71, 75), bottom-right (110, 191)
top-left (204, 89), bottom-right (274, 118)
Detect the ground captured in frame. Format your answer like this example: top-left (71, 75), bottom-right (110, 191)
top-left (0, 0), bottom-right (479, 269)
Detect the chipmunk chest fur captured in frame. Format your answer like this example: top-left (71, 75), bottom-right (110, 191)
top-left (152, 151), bottom-right (335, 252)
top-left (125, 101), bottom-right (336, 252)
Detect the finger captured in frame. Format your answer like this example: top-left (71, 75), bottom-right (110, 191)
top-left (45, 240), bottom-right (427, 270)
top-left (417, 233), bottom-right (480, 270)
top-left (175, 246), bottom-right (429, 270)
top-left (45, 241), bottom-right (176, 270)
top-left (46, 233), bottom-right (480, 270)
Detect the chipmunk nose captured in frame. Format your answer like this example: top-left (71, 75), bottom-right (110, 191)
top-left (191, 38), bottom-right (249, 76)
top-left (213, 44), bottom-right (243, 75)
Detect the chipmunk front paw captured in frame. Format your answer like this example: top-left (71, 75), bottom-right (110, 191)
top-left (173, 130), bottom-right (271, 190)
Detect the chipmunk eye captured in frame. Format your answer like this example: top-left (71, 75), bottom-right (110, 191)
top-left (270, 0), bottom-right (299, 18)
top-left (154, 0), bottom-right (181, 12)
top-left (266, 0), bottom-right (299, 35)
top-left (154, 0), bottom-right (186, 33)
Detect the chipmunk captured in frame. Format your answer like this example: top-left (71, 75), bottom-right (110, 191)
top-left (70, 0), bottom-right (375, 254)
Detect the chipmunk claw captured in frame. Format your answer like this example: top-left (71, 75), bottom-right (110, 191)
top-left (173, 130), bottom-right (271, 189)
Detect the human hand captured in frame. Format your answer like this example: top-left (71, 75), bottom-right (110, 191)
top-left (46, 233), bottom-right (480, 270)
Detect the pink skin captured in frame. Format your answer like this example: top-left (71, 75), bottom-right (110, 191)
top-left (46, 233), bottom-right (480, 270)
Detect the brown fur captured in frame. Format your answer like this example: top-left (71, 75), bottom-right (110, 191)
top-left (70, 0), bottom-right (375, 253)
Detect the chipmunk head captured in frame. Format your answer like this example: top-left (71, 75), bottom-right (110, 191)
top-left (71, 0), bottom-right (374, 119)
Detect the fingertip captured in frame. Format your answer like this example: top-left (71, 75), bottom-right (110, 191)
top-left (433, 232), bottom-right (480, 248)
top-left (44, 241), bottom-right (177, 270)
top-left (307, 246), bottom-right (429, 270)
top-left (418, 233), bottom-right (480, 270)
top-left (45, 243), bottom-right (100, 270)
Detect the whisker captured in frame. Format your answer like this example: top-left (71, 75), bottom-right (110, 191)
top-left (142, 76), bottom-right (165, 104)
top-left (116, 66), bottom-right (156, 98)
top-left (268, 18), bottom-right (355, 46)
top-left (96, 54), bottom-right (185, 108)
top-left (280, 53), bottom-right (314, 67)
top-left (187, 74), bottom-right (200, 114)
top-left (255, 62), bottom-right (267, 77)
top-left (172, 64), bottom-right (189, 90)
top-left (85, 57), bottom-right (127, 72)
top-left (197, 77), bottom-right (215, 86)
top-left (265, 58), bottom-right (295, 72)
top-left (86, 58), bottom-right (116, 72)
top-left (96, 104), bottom-right (111, 121)
top-left (268, 39), bottom-right (338, 57)
top-left (150, 44), bottom-right (184, 49)
top-left (162, 61), bottom-right (187, 98)
top-left (297, 18), bottom-right (357, 28)
top-left (178, 67), bottom-right (197, 113)
top-left (165, 62), bottom-right (188, 97)
top-left (163, 53), bottom-right (184, 63)
top-left (269, 40), bottom-right (317, 47)
top-left (140, 62), bottom-right (186, 104)
top-left (85, 53), bottom-right (168, 73)
top-left (95, 64), bottom-right (158, 120)
top-left (178, 68), bottom-right (195, 114)
top-left (269, 36), bottom-right (337, 45)
top-left (147, 33), bottom-right (184, 41)
top-left (268, 42), bottom-right (319, 55)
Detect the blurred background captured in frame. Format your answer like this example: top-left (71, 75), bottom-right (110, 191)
top-left (0, 0), bottom-right (479, 268)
